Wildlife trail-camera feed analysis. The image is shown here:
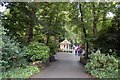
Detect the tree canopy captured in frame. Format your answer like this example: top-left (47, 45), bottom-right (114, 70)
top-left (1, 2), bottom-right (120, 58)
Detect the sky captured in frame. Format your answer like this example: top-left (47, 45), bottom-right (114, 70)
top-left (106, 12), bottom-right (114, 18)
top-left (0, 5), bottom-right (6, 12)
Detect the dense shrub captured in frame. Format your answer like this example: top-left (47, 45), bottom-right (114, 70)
top-left (1, 36), bottom-right (27, 71)
top-left (92, 7), bottom-right (120, 56)
top-left (0, 66), bottom-right (39, 78)
top-left (48, 43), bottom-right (58, 56)
top-left (47, 43), bottom-right (59, 62)
top-left (24, 42), bottom-right (50, 62)
top-left (85, 50), bottom-right (118, 78)
top-left (92, 26), bottom-right (119, 54)
top-left (80, 55), bottom-right (87, 65)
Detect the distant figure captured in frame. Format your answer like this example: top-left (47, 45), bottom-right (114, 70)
top-left (74, 45), bottom-right (83, 56)
top-left (75, 46), bottom-right (78, 56)
top-left (77, 45), bottom-right (83, 56)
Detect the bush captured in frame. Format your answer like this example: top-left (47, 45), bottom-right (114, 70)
top-left (24, 42), bottom-right (50, 62)
top-left (47, 43), bottom-right (59, 62)
top-left (92, 25), bottom-right (120, 56)
top-left (48, 43), bottom-right (59, 56)
top-left (1, 66), bottom-right (39, 78)
top-left (80, 55), bottom-right (87, 65)
top-left (1, 36), bottom-right (27, 71)
top-left (85, 50), bottom-right (118, 78)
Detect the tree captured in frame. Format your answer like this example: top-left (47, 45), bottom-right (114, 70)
top-left (2, 2), bottom-right (40, 44)
top-left (92, 2), bottom-right (120, 56)
top-left (36, 3), bottom-right (68, 45)
top-left (92, 3), bottom-right (99, 37)
top-left (78, 3), bottom-right (89, 59)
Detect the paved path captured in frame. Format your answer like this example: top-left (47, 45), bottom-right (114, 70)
top-left (31, 52), bottom-right (92, 78)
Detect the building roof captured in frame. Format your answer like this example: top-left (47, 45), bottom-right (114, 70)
top-left (60, 39), bottom-right (71, 44)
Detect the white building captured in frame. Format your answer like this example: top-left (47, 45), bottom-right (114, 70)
top-left (60, 39), bottom-right (73, 52)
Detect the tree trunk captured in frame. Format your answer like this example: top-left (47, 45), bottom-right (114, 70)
top-left (92, 3), bottom-right (98, 38)
top-left (45, 34), bottom-right (50, 46)
top-left (27, 8), bottom-right (35, 43)
top-left (79, 3), bottom-right (89, 59)
top-left (27, 25), bottom-right (33, 43)
top-left (102, 12), bottom-right (106, 27)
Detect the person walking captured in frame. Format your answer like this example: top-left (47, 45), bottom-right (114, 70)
top-left (75, 45), bottom-right (78, 56)
top-left (77, 45), bottom-right (83, 56)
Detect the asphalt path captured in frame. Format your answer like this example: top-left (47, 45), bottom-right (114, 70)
top-left (31, 52), bottom-right (93, 78)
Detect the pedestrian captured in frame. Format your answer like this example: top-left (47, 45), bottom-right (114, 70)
top-left (75, 45), bottom-right (78, 56)
top-left (77, 45), bottom-right (83, 56)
